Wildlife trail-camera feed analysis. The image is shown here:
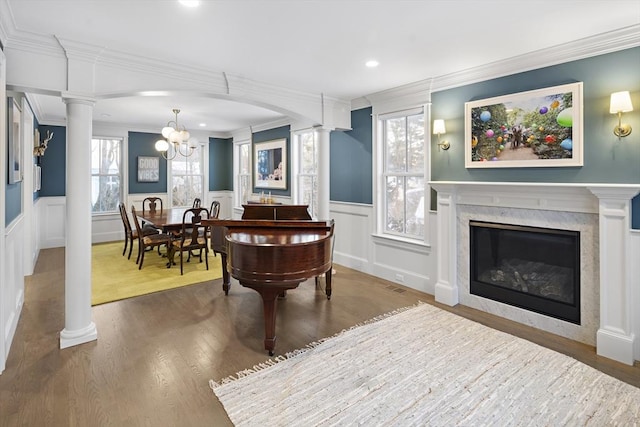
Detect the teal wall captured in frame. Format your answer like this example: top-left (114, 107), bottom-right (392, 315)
top-left (209, 137), bottom-right (233, 191)
top-left (330, 107), bottom-right (373, 204)
top-left (128, 131), bottom-right (167, 194)
top-left (431, 47), bottom-right (640, 228)
top-left (252, 125), bottom-right (290, 196)
top-left (38, 125), bottom-right (66, 197)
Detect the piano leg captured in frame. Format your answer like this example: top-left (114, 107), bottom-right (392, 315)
top-left (241, 282), bottom-right (300, 356)
top-left (325, 268), bottom-right (332, 300)
top-left (220, 253), bottom-right (231, 295)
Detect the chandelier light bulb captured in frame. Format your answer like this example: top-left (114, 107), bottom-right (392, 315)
top-left (169, 130), bottom-right (181, 143)
top-left (162, 126), bottom-right (174, 138)
top-left (180, 130), bottom-right (190, 141)
top-left (155, 139), bottom-right (169, 152)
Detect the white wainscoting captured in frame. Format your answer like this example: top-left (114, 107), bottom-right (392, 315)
top-left (2, 215), bottom-right (25, 372)
top-left (92, 213), bottom-right (122, 243)
top-left (38, 196), bottom-right (66, 249)
top-left (329, 201), bottom-right (437, 294)
top-left (632, 229), bottom-right (640, 360)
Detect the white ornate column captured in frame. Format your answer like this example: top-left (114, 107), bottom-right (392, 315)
top-left (430, 183), bottom-right (459, 306)
top-left (588, 186), bottom-right (640, 365)
top-left (60, 94), bottom-right (97, 349)
top-left (315, 127), bottom-right (331, 220)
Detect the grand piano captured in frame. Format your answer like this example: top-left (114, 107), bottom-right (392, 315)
top-left (204, 204), bottom-right (334, 355)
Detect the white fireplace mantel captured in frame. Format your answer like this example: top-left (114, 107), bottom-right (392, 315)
top-left (429, 181), bottom-right (640, 365)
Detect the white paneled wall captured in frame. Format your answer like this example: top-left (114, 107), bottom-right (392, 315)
top-left (330, 201), bottom-right (437, 294)
top-left (2, 216), bottom-right (25, 370)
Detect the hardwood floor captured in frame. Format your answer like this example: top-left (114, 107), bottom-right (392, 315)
top-left (0, 248), bottom-right (638, 426)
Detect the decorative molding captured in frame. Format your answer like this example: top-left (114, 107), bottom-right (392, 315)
top-left (430, 24), bottom-right (640, 93)
top-left (365, 79), bottom-right (432, 115)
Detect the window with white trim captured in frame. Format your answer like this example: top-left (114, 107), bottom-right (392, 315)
top-left (294, 129), bottom-right (318, 219)
top-left (170, 145), bottom-right (204, 207)
top-left (91, 137), bottom-right (122, 214)
top-left (379, 109), bottom-right (425, 239)
top-left (235, 140), bottom-right (251, 207)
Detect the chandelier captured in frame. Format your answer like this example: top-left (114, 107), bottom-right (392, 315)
top-left (155, 108), bottom-right (196, 160)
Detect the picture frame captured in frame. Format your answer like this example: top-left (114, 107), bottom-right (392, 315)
top-left (464, 82), bottom-right (583, 168)
top-left (8, 97), bottom-right (22, 184)
top-left (254, 138), bottom-right (287, 190)
top-left (137, 156), bottom-right (160, 182)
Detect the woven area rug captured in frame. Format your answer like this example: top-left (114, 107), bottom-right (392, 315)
top-left (210, 303), bottom-right (640, 426)
top-left (92, 241), bottom-right (222, 305)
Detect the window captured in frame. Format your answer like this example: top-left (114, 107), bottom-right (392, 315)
top-left (91, 137), bottom-right (122, 214)
top-left (170, 145), bottom-right (204, 207)
top-left (236, 141), bottom-right (251, 207)
top-left (380, 109), bottom-right (425, 239)
top-left (294, 130), bottom-right (318, 218)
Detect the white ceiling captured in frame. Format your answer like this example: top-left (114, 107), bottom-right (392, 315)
top-left (4, 0), bottom-right (640, 135)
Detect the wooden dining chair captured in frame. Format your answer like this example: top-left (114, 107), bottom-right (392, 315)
top-left (131, 206), bottom-right (172, 269)
top-left (170, 207), bottom-right (210, 275)
top-left (142, 197), bottom-right (164, 231)
top-left (209, 200), bottom-right (221, 219)
top-left (192, 198), bottom-right (202, 208)
top-left (142, 197), bottom-right (163, 215)
top-left (118, 203), bottom-right (159, 260)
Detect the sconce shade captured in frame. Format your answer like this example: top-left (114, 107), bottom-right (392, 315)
top-left (610, 91), bottom-right (634, 113)
top-left (433, 119), bottom-right (446, 135)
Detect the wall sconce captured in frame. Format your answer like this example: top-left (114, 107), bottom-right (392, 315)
top-left (609, 91), bottom-right (634, 138)
top-left (433, 119), bottom-right (450, 150)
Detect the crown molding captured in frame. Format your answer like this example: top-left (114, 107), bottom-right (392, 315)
top-left (430, 24), bottom-right (640, 92)
top-left (0, 0), bottom-right (14, 48)
top-left (351, 97), bottom-right (371, 111)
top-left (55, 36), bottom-right (105, 63)
top-left (364, 79), bottom-right (432, 115)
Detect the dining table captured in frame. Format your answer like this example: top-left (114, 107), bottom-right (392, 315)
top-left (137, 207), bottom-right (190, 233)
top-left (137, 207), bottom-right (194, 268)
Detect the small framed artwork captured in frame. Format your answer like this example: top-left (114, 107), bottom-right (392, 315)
top-left (464, 82), bottom-right (583, 168)
top-left (137, 156), bottom-right (160, 182)
top-left (8, 97), bottom-right (22, 184)
top-left (254, 138), bottom-right (287, 190)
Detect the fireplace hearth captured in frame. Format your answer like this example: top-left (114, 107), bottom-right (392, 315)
top-left (470, 221), bottom-right (580, 324)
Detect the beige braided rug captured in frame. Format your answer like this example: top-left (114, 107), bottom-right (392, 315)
top-left (210, 303), bottom-right (640, 426)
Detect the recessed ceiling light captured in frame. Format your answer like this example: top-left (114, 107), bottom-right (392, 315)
top-left (179, 0), bottom-right (200, 7)
top-left (365, 60), bottom-right (379, 68)
top-left (199, 123), bottom-right (207, 127)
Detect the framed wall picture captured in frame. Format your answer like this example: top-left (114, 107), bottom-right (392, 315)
top-left (464, 82), bottom-right (583, 168)
top-left (254, 138), bottom-right (287, 190)
top-left (8, 97), bottom-right (22, 184)
top-left (137, 156), bottom-right (160, 182)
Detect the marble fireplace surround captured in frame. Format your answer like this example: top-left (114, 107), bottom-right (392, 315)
top-left (430, 181), bottom-right (640, 366)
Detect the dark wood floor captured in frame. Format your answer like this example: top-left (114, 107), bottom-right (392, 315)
top-left (0, 248), bottom-right (638, 426)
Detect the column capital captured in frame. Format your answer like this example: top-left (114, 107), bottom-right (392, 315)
top-left (62, 92), bottom-right (96, 106)
top-left (313, 125), bottom-right (334, 134)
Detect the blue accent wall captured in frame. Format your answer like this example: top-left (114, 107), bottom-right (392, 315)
top-left (38, 125), bottom-right (66, 197)
top-left (330, 107), bottom-right (373, 204)
top-left (128, 131), bottom-right (167, 194)
top-left (252, 126), bottom-right (290, 196)
top-left (209, 137), bottom-right (233, 191)
top-left (431, 47), bottom-right (640, 228)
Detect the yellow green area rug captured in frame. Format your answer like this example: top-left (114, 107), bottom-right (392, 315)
top-left (92, 241), bottom-right (223, 305)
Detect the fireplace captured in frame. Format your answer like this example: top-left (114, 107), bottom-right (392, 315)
top-left (470, 221), bottom-right (580, 324)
